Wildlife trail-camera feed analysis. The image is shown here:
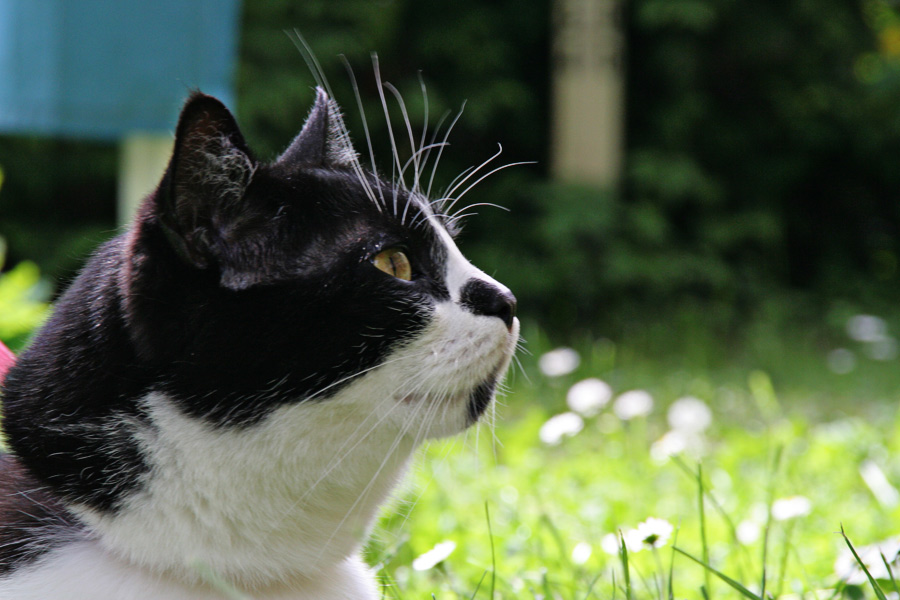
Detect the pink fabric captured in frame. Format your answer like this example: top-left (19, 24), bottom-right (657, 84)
top-left (0, 340), bottom-right (15, 384)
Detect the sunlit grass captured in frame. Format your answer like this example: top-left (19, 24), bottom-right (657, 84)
top-left (369, 317), bottom-right (900, 599)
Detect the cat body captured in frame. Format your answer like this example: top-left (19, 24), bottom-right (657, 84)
top-left (0, 88), bottom-right (518, 599)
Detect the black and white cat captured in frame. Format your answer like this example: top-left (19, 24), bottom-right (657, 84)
top-left (0, 86), bottom-right (518, 599)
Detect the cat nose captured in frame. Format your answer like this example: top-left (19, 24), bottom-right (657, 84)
top-left (460, 279), bottom-right (517, 330)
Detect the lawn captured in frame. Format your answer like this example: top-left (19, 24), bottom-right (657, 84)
top-left (370, 317), bottom-right (900, 599)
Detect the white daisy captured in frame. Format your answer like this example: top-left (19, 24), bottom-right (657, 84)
top-left (566, 378), bottom-right (613, 416)
top-left (538, 347), bottom-right (580, 377)
top-left (613, 390), bottom-right (654, 420)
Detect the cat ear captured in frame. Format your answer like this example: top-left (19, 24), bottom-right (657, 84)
top-left (277, 87), bottom-right (358, 169)
top-left (157, 92), bottom-right (257, 270)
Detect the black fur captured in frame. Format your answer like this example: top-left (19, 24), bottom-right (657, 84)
top-left (0, 455), bottom-right (81, 575)
top-left (467, 380), bottom-right (498, 424)
top-left (0, 91), bottom-right (451, 522)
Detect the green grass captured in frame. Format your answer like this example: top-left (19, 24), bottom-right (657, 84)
top-left (367, 318), bottom-right (900, 599)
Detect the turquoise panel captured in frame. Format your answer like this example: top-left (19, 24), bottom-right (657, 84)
top-left (0, 0), bottom-right (240, 139)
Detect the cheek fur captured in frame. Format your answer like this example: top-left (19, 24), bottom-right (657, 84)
top-left (371, 299), bottom-right (518, 439)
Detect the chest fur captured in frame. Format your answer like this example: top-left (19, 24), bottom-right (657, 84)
top-left (76, 390), bottom-right (416, 587)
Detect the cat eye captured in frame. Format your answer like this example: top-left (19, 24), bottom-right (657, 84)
top-left (372, 248), bottom-right (412, 281)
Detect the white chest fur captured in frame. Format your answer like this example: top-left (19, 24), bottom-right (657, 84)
top-left (0, 542), bottom-right (377, 600)
top-left (74, 386), bottom-right (418, 592)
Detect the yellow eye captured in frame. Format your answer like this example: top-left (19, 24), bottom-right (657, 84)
top-left (372, 248), bottom-right (412, 281)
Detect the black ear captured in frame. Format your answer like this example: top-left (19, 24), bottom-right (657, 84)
top-left (277, 87), bottom-right (357, 169)
top-left (157, 92), bottom-right (257, 272)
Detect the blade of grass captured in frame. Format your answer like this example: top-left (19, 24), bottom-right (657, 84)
top-left (651, 549), bottom-right (665, 600)
top-left (583, 572), bottom-right (602, 600)
top-left (673, 547), bottom-right (762, 600)
top-left (469, 570), bottom-right (489, 600)
top-left (380, 569), bottom-right (403, 600)
top-left (697, 464), bottom-right (712, 599)
top-left (485, 502), bottom-right (496, 599)
top-left (788, 544), bottom-right (821, 600)
top-left (368, 532), bottom-right (410, 574)
top-left (775, 520), bottom-right (795, 597)
top-left (840, 525), bottom-right (888, 600)
top-left (668, 526), bottom-right (680, 600)
top-left (541, 568), bottom-right (553, 600)
top-left (540, 511), bottom-right (571, 568)
top-left (760, 445), bottom-right (783, 600)
top-left (671, 456), bottom-right (752, 580)
top-left (881, 551), bottom-right (900, 596)
top-left (629, 559), bottom-right (658, 600)
top-left (619, 530), bottom-right (633, 600)
top-left (828, 577), bottom-right (850, 600)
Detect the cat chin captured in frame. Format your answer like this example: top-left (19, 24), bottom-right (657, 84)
top-left (392, 313), bottom-right (519, 440)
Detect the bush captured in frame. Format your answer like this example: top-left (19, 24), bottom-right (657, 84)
top-left (0, 251), bottom-right (51, 351)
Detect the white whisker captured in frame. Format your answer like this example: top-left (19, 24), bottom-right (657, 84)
top-left (382, 82), bottom-right (421, 224)
top-left (340, 54), bottom-right (386, 211)
top-left (288, 31), bottom-right (382, 212)
top-left (397, 142), bottom-right (449, 202)
top-left (426, 100), bottom-right (467, 203)
top-left (419, 109), bottom-right (451, 192)
top-left (444, 143), bottom-right (504, 202)
top-left (451, 202), bottom-right (511, 218)
top-left (287, 30), bottom-right (328, 92)
top-left (372, 54), bottom-right (406, 215)
top-left (444, 160), bottom-right (536, 217)
top-left (416, 71), bottom-right (430, 195)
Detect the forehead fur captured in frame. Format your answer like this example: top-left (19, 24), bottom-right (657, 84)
top-left (211, 161), bottom-right (447, 286)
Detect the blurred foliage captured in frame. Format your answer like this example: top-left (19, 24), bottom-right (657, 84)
top-left (238, 0), bottom-right (548, 167)
top-left (0, 137), bottom-right (118, 283)
top-left (620, 0), bottom-right (900, 323)
top-left (0, 170), bottom-right (51, 350)
top-left (2, 0), bottom-right (900, 335)
top-left (0, 239), bottom-right (50, 352)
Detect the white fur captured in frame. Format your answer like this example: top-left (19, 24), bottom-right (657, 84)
top-left (0, 232), bottom-right (519, 599)
top-left (2, 542), bottom-right (376, 600)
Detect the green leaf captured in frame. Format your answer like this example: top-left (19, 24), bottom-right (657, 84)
top-left (673, 547), bottom-right (762, 600)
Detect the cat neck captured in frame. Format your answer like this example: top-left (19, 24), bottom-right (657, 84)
top-left (71, 388), bottom-right (417, 590)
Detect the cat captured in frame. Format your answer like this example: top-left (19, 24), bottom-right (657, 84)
top-left (0, 84), bottom-right (519, 599)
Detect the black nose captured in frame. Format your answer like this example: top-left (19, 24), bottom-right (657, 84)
top-left (460, 279), bottom-right (517, 330)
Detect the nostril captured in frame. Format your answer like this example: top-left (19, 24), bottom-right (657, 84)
top-left (460, 279), bottom-right (517, 330)
top-left (494, 290), bottom-right (517, 329)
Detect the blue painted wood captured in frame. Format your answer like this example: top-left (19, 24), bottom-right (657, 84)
top-left (0, 0), bottom-right (240, 139)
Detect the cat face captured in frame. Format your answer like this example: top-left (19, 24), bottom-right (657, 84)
top-left (123, 89), bottom-right (518, 436)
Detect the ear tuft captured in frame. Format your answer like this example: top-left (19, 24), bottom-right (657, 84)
top-left (157, 92), bottom-right (257, 270)
top-left (277, 87), bottom-right (358, 169)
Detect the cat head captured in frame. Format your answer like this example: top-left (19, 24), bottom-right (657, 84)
top-left (124, 88), bottom-right (519, 437)
top-left (0, 87), bottom-right (519, 584)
